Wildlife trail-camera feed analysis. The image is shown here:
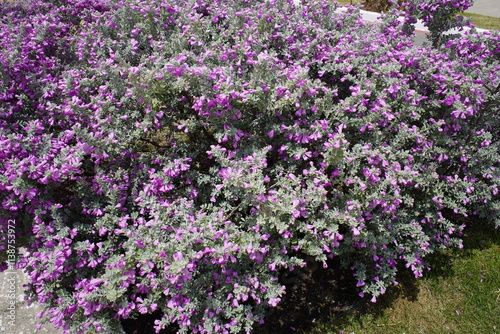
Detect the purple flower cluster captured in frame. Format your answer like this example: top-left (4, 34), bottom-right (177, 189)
top-left (1, 0), bottom-right (498, 333)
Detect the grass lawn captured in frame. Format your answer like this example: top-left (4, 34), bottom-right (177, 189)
top-left (460, 12), bottom-right (500, 30)
top-left (304, 224), bottom-right (500, 334)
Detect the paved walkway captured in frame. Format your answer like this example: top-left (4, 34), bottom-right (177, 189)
top-left (466, 0), bottom-right (500, 18)
top-left (0, 268), bottom-right (62, 334)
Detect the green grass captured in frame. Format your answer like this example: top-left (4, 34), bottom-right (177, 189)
top-left (304, 224), bottom-right (500, 334)
top-left (460, 12), bottom-right (500, 30)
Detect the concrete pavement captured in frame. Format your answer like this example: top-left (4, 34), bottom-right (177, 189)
top-left (0, 268), bottom-right (62, 334)
top-left (466, 0), bottom-right (500, 18)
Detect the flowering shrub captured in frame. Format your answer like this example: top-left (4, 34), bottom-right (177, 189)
top-left (0, 0), bottom-right (498, 333)
top-left (403, 0), bottom-right (476, 46)
top-left (362, 0), bottom-right (476, 46)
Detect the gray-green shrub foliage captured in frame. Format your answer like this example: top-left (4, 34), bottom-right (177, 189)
top-left (0, 0), bottom-right (498, 333)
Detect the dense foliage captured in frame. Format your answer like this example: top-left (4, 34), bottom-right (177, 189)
top-left (0, 0), bottom-right (498, 333)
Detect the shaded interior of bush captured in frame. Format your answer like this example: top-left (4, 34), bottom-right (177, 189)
top-left (121, 311), bottom-right (179, 334)
top-left (252, 257), bottom-right (365, 334)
